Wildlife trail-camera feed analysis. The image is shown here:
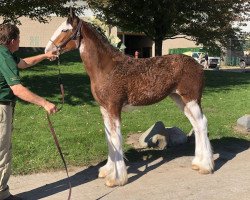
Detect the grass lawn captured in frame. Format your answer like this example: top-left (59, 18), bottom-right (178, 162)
top-left (12, 51), bottom-right (250, 175)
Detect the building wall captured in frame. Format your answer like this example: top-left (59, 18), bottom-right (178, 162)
top-left (162, 37), bottom-right (201, 55)
top-left (16, 16), bottom-right (200, 56)
top-left (18, 17), bottom-right (67, 48)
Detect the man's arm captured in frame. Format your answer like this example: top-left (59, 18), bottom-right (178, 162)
top-left (18, 51), bottom-right (58, 69)
top-left (10, 84), bottom-right (57, 114)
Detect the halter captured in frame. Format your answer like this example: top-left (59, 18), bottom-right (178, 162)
top-left (50, 19), bottom-right (83, 54)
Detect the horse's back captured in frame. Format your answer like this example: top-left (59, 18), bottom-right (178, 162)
top-left (116, 54), bottom-right (204, 106)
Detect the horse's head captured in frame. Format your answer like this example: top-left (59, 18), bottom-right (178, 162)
top-left (45, 14), bottom-right (82, 54)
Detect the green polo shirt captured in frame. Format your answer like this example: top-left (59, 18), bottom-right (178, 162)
top-left (0, 45), bottom-right (21, 102)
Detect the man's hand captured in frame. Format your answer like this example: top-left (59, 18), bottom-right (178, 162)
top-left (45, 51), bottom-right (58, 61)
top-left (43, 101), bottom-right (58, 114)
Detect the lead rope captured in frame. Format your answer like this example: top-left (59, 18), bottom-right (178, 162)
top-left (57, 57), bottom-right (65, 111)
top-left (46, 113), bottom-right (72, 200)
top-left (46, 56), bottom-right (72, 200)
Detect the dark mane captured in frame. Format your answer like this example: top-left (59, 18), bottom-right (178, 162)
top-left (82, 20), bottom-right (124, 58)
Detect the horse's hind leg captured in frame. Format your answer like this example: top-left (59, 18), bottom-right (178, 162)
top-left (184, 101), bottom-right (214, 173)
top-left (99, 106), bottom-right (128, 186)
top-left (170, 94), bottom-right (214, 174)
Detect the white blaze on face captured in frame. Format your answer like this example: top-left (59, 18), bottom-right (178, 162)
top-left (45, 21), bottom-right (73, 53)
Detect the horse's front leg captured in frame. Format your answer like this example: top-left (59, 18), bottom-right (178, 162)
top-left (99, 106), bottom-right (128, 187)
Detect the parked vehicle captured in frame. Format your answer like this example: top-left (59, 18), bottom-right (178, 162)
top-left (183, 51), bottom-right (220, 68)
top-left (206, 56), bottom-right (221, 68)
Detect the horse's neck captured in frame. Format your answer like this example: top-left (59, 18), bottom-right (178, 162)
top-left (80, 24), bottom-right (124, 79)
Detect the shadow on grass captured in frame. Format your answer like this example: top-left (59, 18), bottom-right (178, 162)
top-left (16, 136), bottom-right (249, 200)
top-left (204, 70), bottom-right (250, 92)
top-left (17, 50), bottom-right (94, 106)
top-left (20, 73), bottom-right (95, 106)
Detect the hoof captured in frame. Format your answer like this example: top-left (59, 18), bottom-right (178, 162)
top-left (98, 166), bottom-right (112, 178)
top-left (199, 167), bottom-right (213, 174)
top-left (105, 178), bottom-right (117, 187)
top-left (105, 173), bottom-right (128, 187)
top-left (191, 164), bottom-right (199, 171)
top-left (105, 178), bottom-right (127, 187)
top-left (98, 170), bottom-right (108, 178)
top-left (191, 164), bottom-right (213, 174)
top-left (192, 157), bottom-right (214, 174)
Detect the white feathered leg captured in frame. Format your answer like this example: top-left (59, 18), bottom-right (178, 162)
top-left (99, 106), bottom-right (128, 186)
top-left (170, 94), bottom-right (213, 174)
top-left (185, 101), bottom-right (214, 174)
top-left (170, 94), bottom-right (202, 164)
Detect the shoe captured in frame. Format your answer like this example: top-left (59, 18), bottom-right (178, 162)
top-left (4, 195), bottom-right (23, 200)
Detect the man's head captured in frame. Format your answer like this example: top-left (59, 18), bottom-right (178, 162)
top-left (0, 23), bottom-right (20, 52)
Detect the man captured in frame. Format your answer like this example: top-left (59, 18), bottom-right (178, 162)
top-left (0, 23), bottom-right (58, 200)
top-left (204, 52), bottom-right (209, 69)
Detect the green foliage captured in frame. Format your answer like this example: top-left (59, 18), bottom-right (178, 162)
top-left (11, 51), bottom-right (250, 174)
top-left (87, 0), bottom-right (250, 55)
top-left (0, 0), bottom-right (84, 24)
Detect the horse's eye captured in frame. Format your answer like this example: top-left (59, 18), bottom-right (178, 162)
top-left (62, 29), bottom-right (68, 32)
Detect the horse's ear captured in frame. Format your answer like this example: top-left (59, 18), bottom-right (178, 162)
top-left (67, 10), bottom-right (79, 29)
top-left (67, 7), bottom-right (77, 25)
top-left (70, 6), bottom-right (74, 18)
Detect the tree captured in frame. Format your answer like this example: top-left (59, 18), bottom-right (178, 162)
top-left (87, 0), bottom-right (250, 56)
top-left (0, 0), bottom-right (84, 24)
